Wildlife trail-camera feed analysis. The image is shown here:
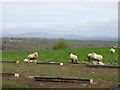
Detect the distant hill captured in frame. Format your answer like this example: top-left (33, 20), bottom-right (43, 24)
top-left (3, 32), bottom-right (118, 41)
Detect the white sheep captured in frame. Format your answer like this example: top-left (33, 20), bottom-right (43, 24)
top-left (24, 58), bottom-right (29, 63)
top-left (92, 61), bottom-right (98, 65)
top-left (98, 61), bottom-right (104, 65)
top-left (69, 53), bottom-right (78, 63)
top-left (110, 48), bottom-right (115, 53)
top-left (30, 60), bottom-right (34, 63)
top-left (87, 53), bottom-right (104, 65)
top-left (27, 52), bottom-right (38, 60)
top-left (87, 52), bottom-right (96, 61)
top-left (92, 53), bottom-right (103, 62)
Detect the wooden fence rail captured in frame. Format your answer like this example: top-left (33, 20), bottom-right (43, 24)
top-left (36, 62), bottom-right (63, 65)
top-left (0, 73), bottom-right (19, 77)
top-left (34, 76), bottom-right (93, 84)
top-left (0, 61), bottom-right (19, 64)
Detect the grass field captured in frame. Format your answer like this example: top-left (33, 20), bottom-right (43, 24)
top-left (1, 47), bottom-right (119, 88)
top-left (2, 47), bottom-right (119, 64)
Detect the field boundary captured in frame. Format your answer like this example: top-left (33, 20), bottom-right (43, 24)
top-left (86, 64), bottom-right (120, 68)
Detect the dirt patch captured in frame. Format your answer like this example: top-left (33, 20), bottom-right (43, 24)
top-left (2, 76), bottom-right (119, 89)
top-left (2, 63), bottom-right (120, 89)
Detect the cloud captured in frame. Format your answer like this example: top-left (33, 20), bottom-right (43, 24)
top-left (1, 2), bottom-right (118, 38)
top-left (2, 2), bottom-right (117, 23)
top-left (0, 0), bottom-right (119, 3)
top-left (2, 19), bottom-right (117, 37)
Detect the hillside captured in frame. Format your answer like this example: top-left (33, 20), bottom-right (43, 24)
top-left (3, 32), bottom-right (117, 41)
top-left (2, 38), bottom-right (118, 52)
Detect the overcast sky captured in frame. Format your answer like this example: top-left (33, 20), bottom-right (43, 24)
top-left (0, 0), bottom-right (118, 37)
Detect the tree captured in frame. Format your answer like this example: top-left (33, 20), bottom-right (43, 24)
top-left (52, 40), bottom-right (69, 49)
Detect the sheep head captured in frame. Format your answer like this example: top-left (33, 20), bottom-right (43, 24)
top-left (34, 52), bottom-right (38, 57)
top-left (69, 53), bottom-right (74, 56)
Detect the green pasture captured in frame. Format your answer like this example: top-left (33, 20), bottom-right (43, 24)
top-left (2, 47), bottom-right (119, 63)
top-left (1, 47), bottom-right (119, 88)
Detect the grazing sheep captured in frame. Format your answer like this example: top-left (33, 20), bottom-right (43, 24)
top-left (87, 53), bottom-right (104, 65)
top-left (110, 48), bottom-right (115, 53)
top-left (98, 61), bottom-right (104, 65)
top-left (92, 61), bottom-right (104, 65)
top-left (24, 58), bottom-right (29, 63)
top-left (27, 52), bottom-right (38, 60)
top-left (24, 52), bottom-right (38, 63)
top-left (30, 60), bottom-right (34, 63)
top-left (92, 61), bottom-right (98, 65)
top-left (87, 52), bottom-right (96, 61)
top-left (87, 53), bottom-right (92, 61)
top-left (92, 53), bottom-right (103, 62)
top-left (69, 53), bottom-right (78, 63)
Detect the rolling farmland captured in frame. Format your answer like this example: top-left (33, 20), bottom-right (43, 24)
top-left (2, 47), bottom-right (120, 89)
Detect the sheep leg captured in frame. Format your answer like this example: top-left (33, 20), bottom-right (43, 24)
top-left (75, 59), bottom-right (78, 63)
top-left (71, 59), bottom-right (74, 63)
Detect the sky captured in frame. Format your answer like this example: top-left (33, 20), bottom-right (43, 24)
top-left (0, 0), bottom-right (118, 37)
